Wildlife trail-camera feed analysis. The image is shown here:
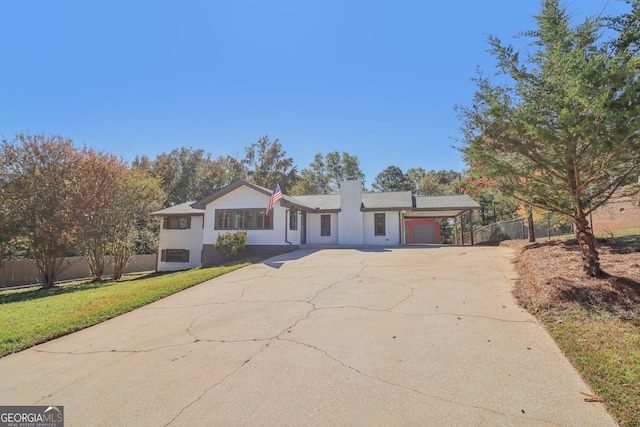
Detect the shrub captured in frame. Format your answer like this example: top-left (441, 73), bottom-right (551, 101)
top-left (215, 231), bottom-right (247, 259)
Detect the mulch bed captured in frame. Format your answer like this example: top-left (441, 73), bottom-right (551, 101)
top-left (507, 239), bottom-right (640, 319)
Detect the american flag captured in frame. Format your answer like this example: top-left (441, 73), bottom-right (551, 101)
top-left (267, 183), bottom-right (283, 213)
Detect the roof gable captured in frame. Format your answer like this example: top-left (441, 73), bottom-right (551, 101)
top-left (191, 179), bottom-right (273, 209)
top-left (151, 201), bottom-right (204, 216)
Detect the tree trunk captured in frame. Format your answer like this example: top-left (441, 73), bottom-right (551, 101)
top-left (85, 242), bottom-right (106, 281)
top-left (526, 205), bottom-right (536, 242)
top-left (573, 213), bottom-right (602, 277)
top-left (112, 242), bottom-right (131, 281)
top-left (40, 257), bottom-right (57, 289)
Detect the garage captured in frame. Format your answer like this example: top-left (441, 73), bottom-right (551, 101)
top-left (401, 194), bottom-right (481, 245)
top-left (405, 218), bottom-right (441, 244)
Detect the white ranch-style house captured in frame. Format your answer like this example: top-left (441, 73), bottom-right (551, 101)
top-left (151, 179), bottom-right (480, 272)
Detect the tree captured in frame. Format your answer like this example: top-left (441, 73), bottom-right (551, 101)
top-left (0, 183), bottom-right (11, 266)
top-left (324, 151), bottom-right (365, 191)
top-left (291, 151), bottom-right (366, 195)
top-left (110, 169), bottom-right (163, 280)
top-left (153, 148), bottom-right (212, 207)
top-left (243, 136), bottom-right (296, 190)
top-left (457, 0), bottom-right (640, 276)
top-left (0, 134), bottom-right (83, 288)
top-left (372, 166), bottom-right (414, 192)
top-left (74, 149), bottom-right (130, 280)
top-left (140, 149), bottom-right (247, 208)
top-left (414, 169), bottom-right (462, 196)
top-left (74, 150), bottom-right (163, 281)
top-left (290, 153), bottom-right (332, 195)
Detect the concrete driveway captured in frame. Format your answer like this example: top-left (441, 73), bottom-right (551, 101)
top-left (1, 246), bottom-right (616, 426)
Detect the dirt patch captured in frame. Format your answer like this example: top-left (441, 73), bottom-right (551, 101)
top-left (509, 238), bottom-right (640, 319)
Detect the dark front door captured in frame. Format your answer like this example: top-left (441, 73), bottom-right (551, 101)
top-left (301, 212), bottom-right (307, 244)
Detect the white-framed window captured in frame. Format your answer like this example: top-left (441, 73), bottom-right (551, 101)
top-left (374, 213), bottom-right (386, 236)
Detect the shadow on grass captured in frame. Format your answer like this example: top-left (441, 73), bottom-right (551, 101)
top-left (0, 280), bottom-right (122, 304)
top-left (0, 253), bottom-right (271, 305)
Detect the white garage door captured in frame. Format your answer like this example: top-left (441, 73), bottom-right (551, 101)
top-left (412, 225), bottom-right (436, 244)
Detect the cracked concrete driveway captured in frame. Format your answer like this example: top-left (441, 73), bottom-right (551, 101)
top-left (1, 246), bottom-right (616, 426)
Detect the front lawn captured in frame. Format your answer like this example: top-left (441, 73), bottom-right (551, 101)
top-left (0, 260), bottom-right (261, 358)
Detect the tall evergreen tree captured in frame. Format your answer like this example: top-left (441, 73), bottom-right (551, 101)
top-left (457, 0), bottom-right (640, 276)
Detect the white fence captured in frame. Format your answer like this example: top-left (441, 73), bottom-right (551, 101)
top-left (0, 254), bottom-right (157, 288)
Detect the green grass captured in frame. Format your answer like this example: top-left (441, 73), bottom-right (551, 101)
top-left (544, 227), bottom-right (640, 241)
top-left (0, 259), bottom-right (264, 358)
top-left (543, 310), bottom-right (640, 426)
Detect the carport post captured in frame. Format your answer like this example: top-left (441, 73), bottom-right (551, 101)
top-left (453, 216), bottom-right (458, 244)
top-left (469, 210), bottom-right (474, 245)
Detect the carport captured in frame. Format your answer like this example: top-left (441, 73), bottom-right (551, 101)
top-left (402, 195), bottom-right (480, 245)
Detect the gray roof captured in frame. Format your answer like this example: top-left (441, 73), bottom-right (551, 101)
top-left (287, 194), bottom-right (341, 211)
top-left (288, 191), bottom-right (416, 212)
top-left (153, 180), bottom-right (480, 218)
top-left (362, 191), bottom-right (413, 210)
top-left (151, 201), bottom-right (204, 216)
top-left (414, 194), bottom-right (480, 210)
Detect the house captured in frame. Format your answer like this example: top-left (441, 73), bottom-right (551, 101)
top-left (590, 184), bottom-right (640, 234)
top-left (151, 179), bottom-right (480, 271)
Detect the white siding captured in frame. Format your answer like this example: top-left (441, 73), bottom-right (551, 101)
top-left (157, 216), bottom-right (204, 272)
top-left (363, 211), bottom-right (401, 245)
top-left (338, 180), bottom-right (364, 245)
top-left (306, 213), bottom-right (339, 244)
top-left (202, 186), bottom-right (289, 246)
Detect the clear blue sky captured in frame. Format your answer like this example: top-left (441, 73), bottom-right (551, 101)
top-left (0, 0), bottom-right (629, 183)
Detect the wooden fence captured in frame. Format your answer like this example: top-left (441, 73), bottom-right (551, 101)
top-left (0, 254), bottom-right (157, 288)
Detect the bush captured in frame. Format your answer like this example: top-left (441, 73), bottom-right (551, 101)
top-left (215, 231), bottom-right (247, 259)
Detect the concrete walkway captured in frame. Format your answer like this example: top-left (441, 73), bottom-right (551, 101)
top-left (1, 246), bottom-right (616, 426)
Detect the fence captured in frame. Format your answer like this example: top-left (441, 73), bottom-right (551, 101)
top-left (0, 254), bottom-right (157, 288)
top-left (474, 196), bottom-right (640, 244)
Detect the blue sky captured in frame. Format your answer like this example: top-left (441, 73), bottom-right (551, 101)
top-left (0, 0), bottom-right (629, 183)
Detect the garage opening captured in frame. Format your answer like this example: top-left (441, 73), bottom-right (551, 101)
top-left (405, 218), bottom-right (441, 244)
top-left (402, 210), bottom-right (476, 245)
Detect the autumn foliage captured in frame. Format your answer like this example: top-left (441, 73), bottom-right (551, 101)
top-left (0, 133), bottom-right (163, 288)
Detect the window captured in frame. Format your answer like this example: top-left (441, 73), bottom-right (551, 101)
top-left (289, 210), bottom-right (298, 230)
top-left (374, 213), bottom-right (386, 236)
top-left (216, 210), bottom-right (233, 229)
top-left (215, 209), bottom-right (273, 230)
top-left (164, 216), bottom-right (191, 229)
top-left (321, 215), bottom-right (331, 236)
top-left (161, 249), bottom-right (190, 263)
